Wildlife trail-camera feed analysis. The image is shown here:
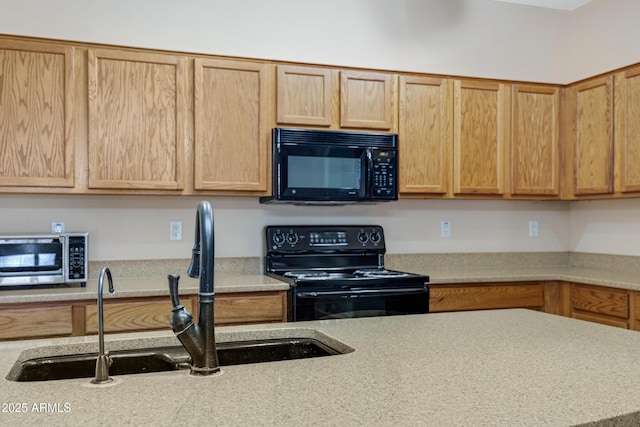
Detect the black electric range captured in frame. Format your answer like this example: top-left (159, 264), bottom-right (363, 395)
top-left (264, 225), bottom-right (430, 321)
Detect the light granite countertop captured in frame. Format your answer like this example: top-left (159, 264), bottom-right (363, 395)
top-left (1, 309), bottom-right (640, 426)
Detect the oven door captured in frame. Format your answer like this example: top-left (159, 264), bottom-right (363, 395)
top-left (275, 142), bottom-right (370, 203)
top-left (292, 286), bottom-right (429, 321)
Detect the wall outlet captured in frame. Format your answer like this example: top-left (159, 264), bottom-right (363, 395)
top-left (528, 220), bottom-right (539, 237)
top-left (170, 221), bottom-right (182, 241)
top-left (51, 222), bottom-right (65, 234)
top-left (441, 220), bottom-right (451, 238)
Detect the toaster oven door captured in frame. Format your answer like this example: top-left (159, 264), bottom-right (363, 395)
top-left (0, 238), bottom-right (64, 286)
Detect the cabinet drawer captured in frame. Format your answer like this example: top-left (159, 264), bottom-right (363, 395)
top-left (215, 292), bottom-right (286, 325)
top-left (430, 283), bottom-right (544, 312)
top-left (0, 304), bottom-right (73, 340)
top-left (86, 298), bottom-right (193, 334)
top-left (570, 284), bottom-right (628, 319)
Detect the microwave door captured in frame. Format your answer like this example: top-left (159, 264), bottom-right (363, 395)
top-left (278, 144), bottom-right (368, 202)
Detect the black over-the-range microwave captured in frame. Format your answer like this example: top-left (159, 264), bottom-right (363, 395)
top-left (260, 128), bottom-right (399, 205)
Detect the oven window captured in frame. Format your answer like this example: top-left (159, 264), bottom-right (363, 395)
top-left (288, 156), bottom-right (361, 189)
top-left (0, 243), bottom-right (62, 273)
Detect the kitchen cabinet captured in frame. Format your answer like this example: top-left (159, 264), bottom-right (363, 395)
top-left (194, 58), bottom-right (270, 192)
top-left (429, 282), bottom-right (545, 312)
top-left (0, 38), bottom-right (75, 189)
top-left (564, 282), bottom-right (629, 329)
top-left (614, 65), bottom-right (640, 194)
top-left (275, 65), bottom-right (396, 132)
top-left (0, 290), bottom-right (287, 341)
top-left (510, 84), bottom-right (561, 197)
top-left (453, 80), bottom-right (510, 196)
top-left (340, 70), bottom-right (396, 130)
top-left (0, 303), bottom-right (74, 340)
top-left (398, 76), bottom-right (452, 196)
top-left (87, 48), bottom-right (187, 190)
top-left (276, 65), bottom-right (334, 126)
top-left (566, 76), bottom-right (614, 197)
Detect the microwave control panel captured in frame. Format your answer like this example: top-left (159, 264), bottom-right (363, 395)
top-left (371, 150), bottom-right (397, 199)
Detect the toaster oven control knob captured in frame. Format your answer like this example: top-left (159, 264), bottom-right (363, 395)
top-left (273, 232), bottom-right (286, 245)
top-left (286, 233), bottom-right (299, 245)
top-left (370, 231), bottom-right (381, 244)
top-left (357, 232), bottom-right (368, 244)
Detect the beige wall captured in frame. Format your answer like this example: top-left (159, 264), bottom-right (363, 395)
top-left (1, 0), bottom-right (639, 258)
top-left (0, 195), bottom-right (570, 260)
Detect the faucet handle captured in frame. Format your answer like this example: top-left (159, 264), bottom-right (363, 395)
top-left (168, 274), bottom-right (182, 309)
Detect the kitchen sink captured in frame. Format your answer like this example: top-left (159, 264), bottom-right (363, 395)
top-left (8, 337), bottom-right (349, 382)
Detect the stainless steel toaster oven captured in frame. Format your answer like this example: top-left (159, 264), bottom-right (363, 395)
top-left (0, 233), bottom-right (88, 288)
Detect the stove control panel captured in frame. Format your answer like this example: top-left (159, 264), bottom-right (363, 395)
top-left (266, 225), bottom-right (385, 251)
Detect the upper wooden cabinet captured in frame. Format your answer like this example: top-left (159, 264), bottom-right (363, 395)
top-left (87, 48), bottom-right (187, 190)
top-left (276, 65), bottom-right (333, 126)
top-left (614, 65), bottom-right (640, 194)
top-left (0, 39), bottom-right (75, 188)
top-left (398, 76), bottom-right (452, 196)
top-left (453, 80), bottom-right (510, 196)
top-left (275, 65), bottom-right (396, 131)
top-left (340, 70), bottom-right (395, 130)
top-left (510, 84), bottom-right (561, 197)
top-left (567, 76), bottom-right (614, 196)
top-left (194, 58), bottom-right (270, 192)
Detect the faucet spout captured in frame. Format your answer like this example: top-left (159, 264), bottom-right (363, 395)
top-left (169, 201), bottom-right (220, 376)
top-left (91, 267), bottom-right (115, 384)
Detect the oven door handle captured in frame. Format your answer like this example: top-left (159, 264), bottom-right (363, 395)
top-left (296, 287), bottom-right (427, 298)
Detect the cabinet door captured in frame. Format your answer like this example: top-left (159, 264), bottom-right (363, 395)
top-left (453, 80), bottom-right (510, 195)
top-left (614, 66), bottom-right (640, 193)
top-left (511, 85), bottom-right (560, 196)
top-left (572, 76), bottom-right (614, 195)
top-left (398, 76), bottom-right (452, 195)
top-left (0, 303), bottom-right (73, 340)
top-left (569, 283), bottom-right (628, 328)
top-left (0, 39), bottom-right (75, 187)
top-left (340, 71), bottom-right (395, 130)
top-left (276, 65), bottom-right (333, 126)
top-left (194, 58), bottom-right (269, 192)
top-left (88, 48), bottom-right (187, 190)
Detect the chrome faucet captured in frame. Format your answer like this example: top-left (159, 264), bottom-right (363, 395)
top-left (91, 267), bottom-right (115, 384)
top-left (168, 201), bottom-right (220, 376)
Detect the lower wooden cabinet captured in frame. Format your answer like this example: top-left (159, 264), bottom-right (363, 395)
top-left (429, 282), bottom-right (545, 312)
top-left (563, 282), bottom-right (631, 329)
top-left (0, 290), bottom-right (287, 341)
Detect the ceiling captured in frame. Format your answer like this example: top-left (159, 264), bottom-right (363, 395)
top-left (491, 0), bottom-right (594, 10)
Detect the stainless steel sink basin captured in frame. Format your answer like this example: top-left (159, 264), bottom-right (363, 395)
top-left (8, 337), bottom-right (348, 382)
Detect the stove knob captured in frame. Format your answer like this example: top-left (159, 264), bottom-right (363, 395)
top-left (273, 232), bottom-right (285, 245)
top-left (357, 232), bottom-right (368, 244)
top-left (370, 231), bottom-right (381, 244)
top-left (286, 233), bottom-right (299, 245)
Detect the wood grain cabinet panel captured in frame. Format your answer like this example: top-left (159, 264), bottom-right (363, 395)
top-left (340, 70), bottom-right (395, 130)
top-left (276, 65), bottom-right (333, 126)
top-left (87, 48), bottom-right (187, 190)
top-left (453, 80), bottom-right (510, 196)
top-left (398, 76), bottom-right (452, 196)
top-left (511, 84), bottom-right (560, 196)
top-left (0, 304), bottom-right (73, 340)
top-left (194, 58), bottom-right (269, 192)
top-left (85, 298), bottom-right (191, 334)
top-left (214, 291), bottom-right (287, 325)
top-left (0, 39), bottom-right (75, 188)
top-left (614, 65), bottom-right (640, 193)
top-left (571, 76), bottom-right (614, 196)
top-left (569, 283), bottom-right (628, 320)
top-left (429, 282), bottom-right (544, 313)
